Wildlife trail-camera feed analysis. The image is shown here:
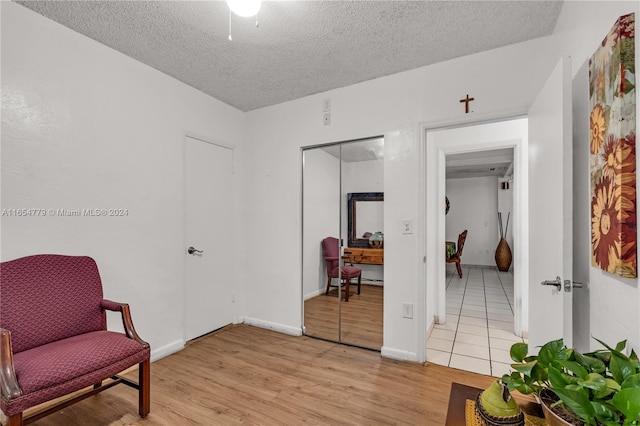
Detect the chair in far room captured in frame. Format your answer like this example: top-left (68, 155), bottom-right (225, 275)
top-left (321, 237), bottom-right (362, 302)
top-left (446, 229), bottom-right (468, 278)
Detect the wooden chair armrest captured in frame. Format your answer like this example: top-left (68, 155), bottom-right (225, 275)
top-left (341, 255), bottom-right (354, 265)
top-left (100, 300), bottom-right (149, 349)
top-left (0, 328), bottom-right (23, 399)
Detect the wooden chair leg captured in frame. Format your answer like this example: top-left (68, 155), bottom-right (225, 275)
top-left (456, 261), bottom-right (463, 278)
top-left (344, 279), bottom-right (350, 302)
top-left (139, 360), bottom-right (150, 418)
top-left (325, 277), bottom-right (332, 295)
top-left (7, 412), bottom-right (23, 426)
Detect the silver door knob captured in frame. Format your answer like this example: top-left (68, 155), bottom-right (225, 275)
top-left (541, 276), bottom-right (562, 291)
top-left (187, 246), bottom-right (203, 255)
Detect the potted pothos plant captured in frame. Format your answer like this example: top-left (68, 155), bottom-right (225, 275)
top-left (501, 338), bottom-right (640, 425)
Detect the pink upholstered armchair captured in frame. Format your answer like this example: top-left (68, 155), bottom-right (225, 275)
top-left (0, 254), bottom-right (150, 425)
top-left (322, 237), bottom-right (361, 302)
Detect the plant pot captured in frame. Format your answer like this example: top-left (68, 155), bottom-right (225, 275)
top-left (495, 238), bottom-right (512, 271)
top-left (540, 401), bottom-right (573, 426)
top-left (539, 390), bottom-right (582, 426)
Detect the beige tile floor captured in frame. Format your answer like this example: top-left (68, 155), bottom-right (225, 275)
top-left (427, 264), bottom-right (525, 377)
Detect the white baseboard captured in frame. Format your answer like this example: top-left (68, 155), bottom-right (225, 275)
top-left (427, 319), bottom-right (435, 338)
top-left (303, 289), bottom-right (322, 301)
top-left (381, 346), bottom-right (419, 362)
top-left (150, 339), bottom-right (184, 362)
top-left (243, 317), bottom-right (303, 336)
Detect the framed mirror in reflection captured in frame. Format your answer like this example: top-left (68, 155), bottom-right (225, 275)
top-left (347, 192), bottom-right (384, 248)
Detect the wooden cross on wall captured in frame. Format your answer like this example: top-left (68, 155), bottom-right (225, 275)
top-left (459, 94), bottom-right (474, 113)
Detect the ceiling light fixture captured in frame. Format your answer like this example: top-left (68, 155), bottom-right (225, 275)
top-left (227, 0), bottom-right (261, 18)
top-left (226, 0), bottom-right (261, 41)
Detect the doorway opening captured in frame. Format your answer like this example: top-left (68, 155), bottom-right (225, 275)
top-left (424, 118), bottom-right (529, 376)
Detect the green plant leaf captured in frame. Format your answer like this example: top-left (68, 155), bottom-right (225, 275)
top-left (566, 384), bottom-right (590, 395)
top-left (575, 351), bottom-right (607, 374)
top-left (598, 421), bottom-right (622, 426)
top-left (630, 350), bottom-right (640, 373)
top-left (622, 374), bottom-right (640, 389)
top-left (539, 339), bottom-right (567, 367)
top-left (577, 373), bottom-right (608, 391)
top-left (592, 351), bottom-right (612, 364)
top-left (594, 378), bottom-right (622, 399)
top-left (612, 388), bottom-right (640, 422)
top-left (611, 354), bottom-right (635, 384)
top-left (516, 383), bottom-right (538, 394)
top-left (594, 337), bottom-right (616, 352)
top-left (551, 388), bottom-right (596, 423)
top-left (592, 401), bottom-right (620, 424)
top-left (548, 365), bottom-right (569, 388)
top-left (616, 340), bottom-right (629, 352)
top-left (510, 342), bottom-right (528, 362)
top-left (502, 371), bottom-right (538, 395)
top-left (531, 362), bottom-right (549, 384)
top-left (512, 360), bottom-right (537, 377)
top-left (559, 360), bottom-right (589, 379)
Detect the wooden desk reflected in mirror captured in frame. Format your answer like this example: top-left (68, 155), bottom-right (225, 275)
top-left (343, 247), bottom-right (384, 265)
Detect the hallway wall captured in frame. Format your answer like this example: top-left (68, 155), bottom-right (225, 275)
top-left (445, 176), bottom-right (499, 266)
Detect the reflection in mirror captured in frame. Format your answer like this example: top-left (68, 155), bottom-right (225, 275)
top-left (302, 136), bottom-right (384, 351)
top-left (347, 192), bottom-right (384, 248)
top-left (302, 147), bottom-right (340, 342)
top-left (355, 201), bottom-right (383, 237)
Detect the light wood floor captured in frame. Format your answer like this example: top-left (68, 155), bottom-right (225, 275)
top-left (304, 284), bottom-right (383, 350)
top-left (23, 324), bottom-right (497, 426)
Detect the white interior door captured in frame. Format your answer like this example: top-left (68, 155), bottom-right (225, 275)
top-left (528, 56), bottom-right (573, 349)
top-left (185, 136), bottom-right (234, 341)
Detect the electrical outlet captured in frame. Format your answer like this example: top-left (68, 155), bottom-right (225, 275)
top-left (401, 219), bottom-right (413, 234)
top-left (402, 303), bottom-right (413, 319)
top-left (323, 98), bottom-right (331, 112)
top-left (323, 112), bottom-right (331, 126)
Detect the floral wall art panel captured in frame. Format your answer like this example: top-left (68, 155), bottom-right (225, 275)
top-left (589, 13), bottom-right (636, 278)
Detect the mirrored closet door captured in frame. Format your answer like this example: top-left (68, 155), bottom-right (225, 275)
top-left (302, 136), bottom-right (384, 350)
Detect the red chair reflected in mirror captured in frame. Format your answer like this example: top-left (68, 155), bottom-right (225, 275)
top-left (321, 237), bottom-right (362, 302)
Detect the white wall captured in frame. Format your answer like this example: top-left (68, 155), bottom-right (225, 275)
top-left (445, 176), bottom-right (499, 266)
top-left (497, 177), bottom-right (515, 257)
top-left (244, 33), bottom-right (560, 360)
top-left (554, 1), bottom-right (640, 352)
top-left (302, 149), bottom-right (340, 299)
top-left (0, 2), bottom-right (246, 360)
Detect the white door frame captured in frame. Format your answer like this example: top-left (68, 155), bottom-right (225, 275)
top-left (417, 112), bottom-right (529, 363)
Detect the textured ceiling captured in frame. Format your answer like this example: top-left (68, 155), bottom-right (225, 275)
top-left (446, 148), bottom-right (513, 179)
top-left (15, 1), bottom-right (564, 112)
